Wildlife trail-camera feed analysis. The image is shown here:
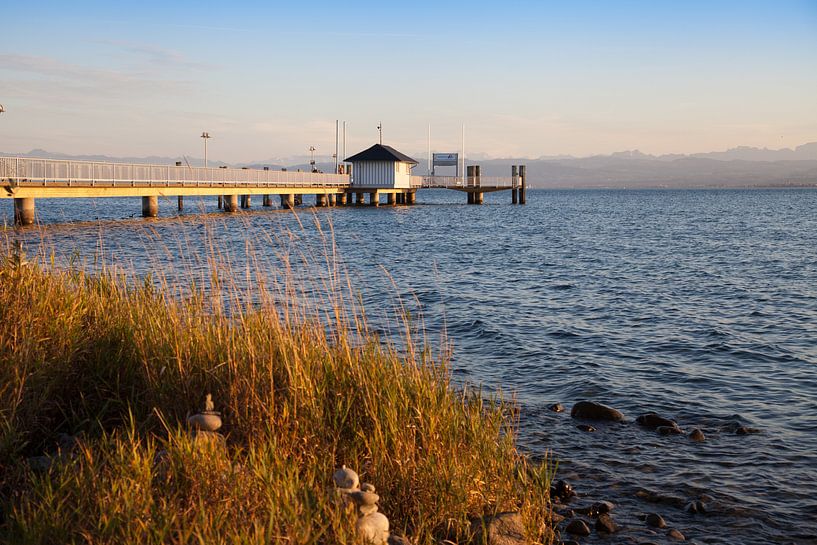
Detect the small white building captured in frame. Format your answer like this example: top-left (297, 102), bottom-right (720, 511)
top-left (344, 144), bottom-right (418, 189)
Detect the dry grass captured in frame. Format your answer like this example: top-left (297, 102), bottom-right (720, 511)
top-left (0, 223), bottom-right (553, 545)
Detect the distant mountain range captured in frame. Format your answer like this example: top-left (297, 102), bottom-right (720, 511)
top-left (4, 142), bottom-right (817, 189)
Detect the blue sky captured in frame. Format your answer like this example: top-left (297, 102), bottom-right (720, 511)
top-left (1, 1), bottom-right (816, 162)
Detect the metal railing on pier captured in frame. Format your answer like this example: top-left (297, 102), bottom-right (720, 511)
top-left (413, 175), bottom-right (516, 189)
top-left (0, 157), bottom-right (350, 187)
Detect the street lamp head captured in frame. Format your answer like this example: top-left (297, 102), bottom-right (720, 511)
top-left (0, 104), bottom-right (5, 114)
top-left (201, 131), bottom-right (211, 139)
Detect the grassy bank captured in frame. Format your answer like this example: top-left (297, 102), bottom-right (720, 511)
top-left (0, 239), bottom-right (553, 544)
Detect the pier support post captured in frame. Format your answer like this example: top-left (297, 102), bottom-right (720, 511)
top-left (368, 191), bottom-right (379, 206)
top-left (263, 195), bottom-right (272, 207)
top-left (511, 165), bottom-right (519, 204)
top-left (315, 194), bottom-right (328, 207)
top-left (475, 192), bottom-right (484, 204)
top-left (407, 192), bottom-right (416, 205)
top-left (13, 198), bottom-right (35, 226)
top-left (356, 192), bottom-right (364, 205)
top-left (224, 194), bottom-right (239, 212)
top-left (241, 195), bottom-right (251, 209)
top-left (467, 166), bottom-right (475, 204)
top-left (387, 193), bottom-right (396, 206)
top-left (177, 196), bottom-right (184, 211)
top-left (519, 164), bottom-right (527, 205)
top-left (475, 166), bottom-right (482, 205)
top-left (295, 194), bottom-right (303, 206)
top-left (218, 195), bottom-right (224, 209)
top-left (338, 193), bottom-right (347, 206)
top-left (141, 196), bottom-right (158, 218)
top-left (328, 194), bottom-right (336, 206)
top-left (280, 194), bottom-right (295, 209)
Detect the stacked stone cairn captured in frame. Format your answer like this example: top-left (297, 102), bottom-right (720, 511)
top-left (186, 394), bottom-right (224, 445)
top-left (333, 465), bottom-right (390, 545)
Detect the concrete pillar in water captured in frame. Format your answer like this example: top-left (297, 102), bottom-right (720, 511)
top-left (511, 165), bottom-right (519, 204)
top-left (141, 196), bottom-right (158, 218)
top-left (328, 194), bottom-right (336, 206)
top-left (316, 194), bottom-right (328, 207)
top-left (368, 191), bottom-right (379, 206)
top-left (407, 192), bottom-right (416, 205)
top-left (519, 164), bottom-right (527, 205)
top-left (263, 195), bottom-right (272, 207)
top-left (467, 166), bottom-right (475, 204)
top-left (338, 193), bottom-right (347, 205)
top-left (356, 192), bottom-right (365, 205)
top-left (13, 198), bottom-right (35, 226)
top-left (218, 195), bottom-right (224, 209)
top-left (387, 193), bottom-right (396, 206)
top-left (295, 194), bottom-right (303, 206)
top-left (280, 194), bottom-right (295, 209)
top-left (224, 194), bottom-right (239, 212)
top-left (240, 195), bottom-right (251, 209)
top-left (177, 196), bottom-right (184, 211)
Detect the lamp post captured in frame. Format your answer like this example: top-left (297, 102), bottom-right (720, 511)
top-left (309, 146), bottom-right (316, 172)
top-left (201, 132), bottom-right (211, 167)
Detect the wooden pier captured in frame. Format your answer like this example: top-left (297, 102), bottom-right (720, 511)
top-left (1, 157), bottom-right (526, 225)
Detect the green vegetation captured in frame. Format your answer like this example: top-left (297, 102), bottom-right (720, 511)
top-left (0, 238), bottom-right (553, 544)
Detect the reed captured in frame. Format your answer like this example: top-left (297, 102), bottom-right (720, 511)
top-left (0, 221), bottom-right (553, 545)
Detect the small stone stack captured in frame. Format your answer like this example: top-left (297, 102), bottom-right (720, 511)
top-left (333, 465), bottom-right (390, 545)
top-left (187, 394), bottom-right (224, 445)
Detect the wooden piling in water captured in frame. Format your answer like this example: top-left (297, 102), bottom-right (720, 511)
top-left (511, 165), bottom-right (519, 204)
top-left (218, 195), bottom-right (223, 209)
top-left (177, 196), bottom-right (184, 211)
top-left (519, 164), bottom-right (527, 205)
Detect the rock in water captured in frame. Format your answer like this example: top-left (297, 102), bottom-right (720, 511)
top-left (570, 401), bottom-right (625, 422)
top-left (576, 424), bottom-right (596, 432)
top-left (636, 412), bottom-right (678, 429)
top-left (548, 403), bottom-right (565, 413)
top-left (593, 500), bottom-right (615, 514)
top-left (645, 513), bottom-right (667, 528)
top-left (565, 519), bottom-right (591, 536)
top-left (657, 425), bottom-right (684, 436)
top-left (667, 528), bottom-right (686, 541)
top-left (357, 512), bottom-right (389, 545)
top-left (688, 428), bottom-right (706, 442)
top-left (471, 512), bottom-right (526, 545)
top-left (595, 513), bottom-right (618, 534)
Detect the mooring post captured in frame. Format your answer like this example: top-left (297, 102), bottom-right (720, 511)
top-left (511, 165), bottom-right (519, 204)
top-left (519, 164), bottom-right (527, 205)
top-left (218, 195), bottom-right (223, 209)
top-left (263, 195), bottom-right (272, 207)
top-left (224, 194), bottom-right (239, 212)
top-left (467, 165), bottom-right (475, 204)
top-left (141, 196), bottom-right (158, 218)
top-left (475, 165), bottom-right (483, 204)
top-left (13, 198), bottom-right (35, 226)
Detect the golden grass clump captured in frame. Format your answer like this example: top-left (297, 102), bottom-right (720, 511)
top-left (0, 234), bottom-right (553, 544)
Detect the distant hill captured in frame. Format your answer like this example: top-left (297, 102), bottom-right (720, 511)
top-left (4, 142), bottom-right (817, 189)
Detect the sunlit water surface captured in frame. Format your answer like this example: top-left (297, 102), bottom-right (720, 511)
top-left (5, 188), bottom-right (817, 545)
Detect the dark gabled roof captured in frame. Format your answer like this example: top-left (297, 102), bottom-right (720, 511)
top-left (344, 144), bottom-right (418, 164)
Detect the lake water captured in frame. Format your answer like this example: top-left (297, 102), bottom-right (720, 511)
top-left (5, 188), bottom-right (817, 545)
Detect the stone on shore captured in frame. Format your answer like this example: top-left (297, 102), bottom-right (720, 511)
top-left (471, 511), bottom-right (526, 545)
top-left (595, 513), bottom-right (618, 534)
top-left (387, 535), bottom-right (411, 545)
top-left (570, 401), bottom-right (625, 422)
top-left (357, 512), bottom-right (389, 545)
top-left (565, 519), bottom-right (591, 536)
